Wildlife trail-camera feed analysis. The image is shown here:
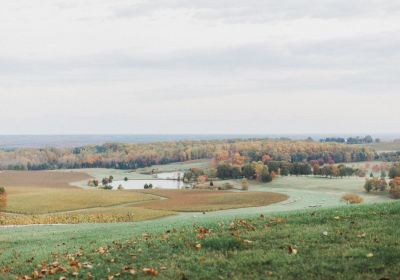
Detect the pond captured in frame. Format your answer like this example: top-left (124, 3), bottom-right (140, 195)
top-left (154, 171), bottom-right (184, 180)
top-left (110, 172), bottom-right (190, 190)
top-left (111, 179), bottom-right (190, 190)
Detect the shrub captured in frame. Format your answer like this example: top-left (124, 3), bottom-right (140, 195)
top-left (241, 178), bottom-right (249, 191)
top-left (261, 171), bottom-right (273, 183)
top-left (356, 169), bottom-right (366, 178)
top-left (124, 177), bottom-right (128, 181)
top-left (117, 185), bottom-right (124, 190)
top-left (364, 178), bottom-right (388, 192)
top-left (0, 187), bottom-right (7, 209)
top-left (389, 165), bottom-right (400, 179)
top-left (218, 183), bottom-right (233, 190)
top-left (378, 178), bottom-right (388, 191)
top-left (389, 177), bottom-right (400, 199)
top-left (341, 193), bottom-right (364, 204)
top-left (87, 179), bottom-right (99, 187)
top-left (102, 185), bottom-right (113, 190)
top-left (197, 175), bottom-right (208, 184)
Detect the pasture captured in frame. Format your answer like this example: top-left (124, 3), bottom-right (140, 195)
top-left (0, 202), bottom-right (399, 279)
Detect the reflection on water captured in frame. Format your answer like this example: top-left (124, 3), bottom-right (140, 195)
top-left (155, 172), bottom-right (183, 180)
top-left (111, 172), bottom-right (190, 190)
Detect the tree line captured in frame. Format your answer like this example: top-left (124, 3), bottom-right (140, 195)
top-left (320, 135), bottom-right (377, 144)
top-left (216, 161), bottom-right (361, 182)
top-left (0, 138), bottom-right (376, 171)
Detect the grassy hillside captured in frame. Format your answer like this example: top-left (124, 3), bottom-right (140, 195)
top-left (1, 202), bottom-right (399, 279)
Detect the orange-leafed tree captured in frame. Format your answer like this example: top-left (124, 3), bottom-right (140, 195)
top-left (0, 187), bottom-right (7, 209)
top-left (389, 177), bottom-right (400, 199)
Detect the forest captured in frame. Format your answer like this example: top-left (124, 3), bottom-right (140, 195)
top-left (0, 138), bottom-right (376, 170)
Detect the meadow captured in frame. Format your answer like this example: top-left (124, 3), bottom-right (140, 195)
top-left (0, 201), bottom-right (399, 279)
top-left (0, 157), bottom-right (398, 279)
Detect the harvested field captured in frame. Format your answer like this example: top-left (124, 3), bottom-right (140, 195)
top-left (4, 188), bottom-right (158, 214)
top-left (0, 206), bottom-right (173, 225)
top-left (0, 170), bottom-right (91, 189)
top-left (137, 189), bottom-right (288, 212)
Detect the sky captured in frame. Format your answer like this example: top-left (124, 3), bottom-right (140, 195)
top-left (0, 0), bottom-right (399, 135)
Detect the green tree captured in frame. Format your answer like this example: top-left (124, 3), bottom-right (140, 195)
top-left (217, 163), bottom-right (231, 179)
top-left (242, 164), bottom-right (256, 179)
top-left (231, 166), bottom-right (242, 179)
top-left (261, 169), bottom-right (273, 182)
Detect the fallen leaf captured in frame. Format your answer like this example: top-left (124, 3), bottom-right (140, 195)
top-left (31, 271), bottom-right (40, 279)
top-left (143, 268), bottom-right (159, 276)
top-left (288, 246), bottom-right (298, 255)
top-left (367, 253), bottom-right (374, 258)
top-left (97, 247), bottom-right (106, 254)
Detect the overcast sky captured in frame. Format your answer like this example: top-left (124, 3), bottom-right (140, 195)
top-left (0, 0), bottom-right (399, 135)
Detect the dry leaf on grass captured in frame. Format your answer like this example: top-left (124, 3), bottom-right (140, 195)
top-left (143, 268), bottom-right (159, 276)
top-left (288, 245), bottom-right (298, 255)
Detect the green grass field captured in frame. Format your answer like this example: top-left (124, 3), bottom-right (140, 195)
top-left (1, 202), bottom-right (399, 279)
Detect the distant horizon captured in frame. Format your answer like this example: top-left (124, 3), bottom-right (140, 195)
top-left (0, 133), bottom-right (398, 149)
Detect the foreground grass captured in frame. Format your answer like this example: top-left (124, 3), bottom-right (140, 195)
top-left (1, 202), bottom-right (399, 279)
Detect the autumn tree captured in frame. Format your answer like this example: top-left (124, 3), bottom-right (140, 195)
top-left (0, 187), bottom-right (7, 209)
top-left (254, 162), bottom-right (267, 181)
top-left (241, 178), bottom-right (249, 190)
top-left (389, 177), bottom-right (400, 199)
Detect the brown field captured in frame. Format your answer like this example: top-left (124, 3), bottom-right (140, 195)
top-left (0, 170), bottom-right (91, 188)
top-left (0, 170), bottom-right (288, 225)
top-left (136, 189), bottom-right (288, 212)
top-left (3, 187), bottom-right (159, 214)
top-left (0, 206), bottom-right (173, 225)
top-left (0, 171), bottom-right (159, 215)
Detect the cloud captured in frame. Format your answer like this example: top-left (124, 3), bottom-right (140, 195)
top-left (0, 0), bottom-right (399, 134)
top-left (110, 0), bottom-right (400, 22)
